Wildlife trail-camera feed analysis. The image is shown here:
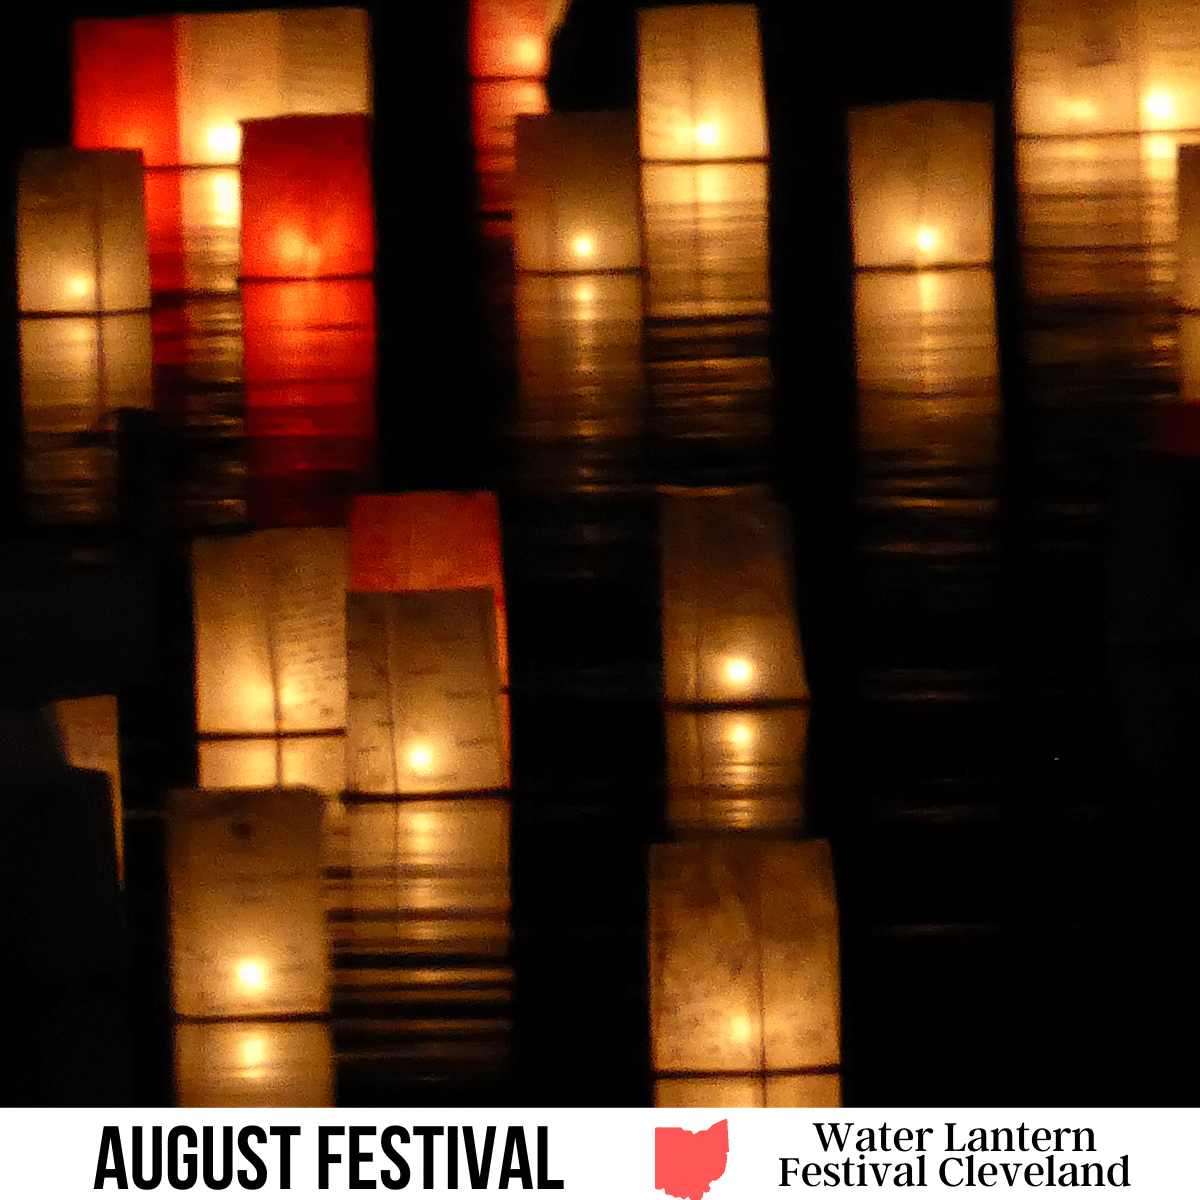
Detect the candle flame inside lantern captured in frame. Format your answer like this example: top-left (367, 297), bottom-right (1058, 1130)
top-left (1144, 92), bottom-right (1175, 122)
top-left (513, 35), bottom-right (543, 72)
top-left (207, 124), bottom-right (242, 160)
top-left (570, 233), bottom-right (595, 258)
top-left (235, 959), bottom-right (268, 993)
top-left (407, 743), bottom-right (435, 773)
top-left (729, 1014), bottom-right (754, 1044)
top-left (915, 225), bottom-right (939, 254)
top-left (724, 656), bottom-right (754, 686)
top-left (694, 122), bottom-right (720, 148)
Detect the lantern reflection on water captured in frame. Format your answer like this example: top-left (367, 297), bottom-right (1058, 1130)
top-left (174, 1020), bottom-right (333, 1107)
top-left (168, 788), bottom-right (329, 1018)
top-left (848, 102), bottom-right (999, 482)
top-left (1179, 146), bottom-right (1200, 400)
top-left (650, 839), bottom-right (841, 1100)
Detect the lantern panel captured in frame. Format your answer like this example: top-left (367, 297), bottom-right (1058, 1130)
top-left (654, 1073), bottom-right (841, 1107)
top-left (73, 17), bottom-right (179, 166)
top-left (848, 102), bottom-right (993, 270)
top-left (192, 528), bottom-right (349, 736)
top-left (513, 112), bottom-right (640, 272)
top-left (1179, 145), bottom-right (1200, 311)
top-left (638, 5), bottom-right (768, 162)
top-left (241, 115), bottom-right (374, 280)
top-left (349, 492), bottom-right (508, 686)
top-left (18, 149), bottom-right (150, 315)
top-left (52, 695), bottom-right (123, 882)
top-left (650, 838), bottom-right (841, 1075)
top-left (642, 162), bottom-right (769, 319)
top-left (661, 489), bottom-right (808, 705)
top-left (280, 8), bottom-right (373, 116)
top-left (174, 1019), bottom-right (333, 1107)
top-left (515, 272), bottom-right (644, 438)
top-left (666, 706), bottom-right (806, 833)
top-left (198, 735), bottom-right (346, 795)
top-left (766, 1072), bottom-right (841, 1107)
top-left (346, 590), bottom-right (506, 795)
top-left (168, 787), bottom-right (329, 1018)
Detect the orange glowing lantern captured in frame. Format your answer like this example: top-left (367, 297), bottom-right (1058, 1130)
top-left (513, 112), bottom-right (641, 273)
top-left (848, 102), bottom-right (999, 476)
top-left (168, 788), bottom-right (329, 1018)
top-left (174, 1020), bottom-right (333, 1107)
top-left (350, 493), bottom-right (509, 687)
top-left (650, 838), bottom-right (841, 1100)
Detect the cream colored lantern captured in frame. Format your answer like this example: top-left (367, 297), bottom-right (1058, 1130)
top-left (848, 102), bottom-right (999, 476)
top-left (514, 112), bottom-right (641, 272)
top-left (650, 838), bottom-right (841, 1081)
top-left (515, 272), bottom-right (645, 440)
top-left (51, 696), bottom-right (124, 883)
top-left (191, 528), bottom-right (348, 737)
top-left (345, 591), bottom-right (506, 795)
top-left (660, 488), bottom-right (808, 706)
top-left (168, 787), bottom-right (329, 1018)
top-left (174, 1020), bottom-right (333, 1107)
top-left (17, 149), bottom-right (152, 434)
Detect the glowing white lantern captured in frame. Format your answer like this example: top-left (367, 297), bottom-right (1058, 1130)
top-left (848, 103), bottom-right (999, 475)
top-left (168, 788), bottom-right (329, 1018)
top-left (346, 591), bottom-right (506, 795)
top-left (650, 838), bottom-right (841, 1076)
top-left (515, 272), bottom-right (644, 439)
top-left (638, 5), bottom-right (768, 162)
top-left (666, 706), bottom-right (806, 833)
top-left (191, 528), bottom-right (348, 737)
top-left (174, 1020), bottom-right (333, 1107)
top-left (514, 112), bottom-right (640, 272)
top-left (51, 696), bottom-right (123, 882)
top-left (661, 489), bottom-right (808, 706)
top-left (17, 149), bottom-right (152, 435)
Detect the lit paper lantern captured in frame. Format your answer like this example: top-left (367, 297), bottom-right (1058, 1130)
top-left (346, 591), bottom-right (506, 795)
top-left (198, 735), bottom-right (345, 795)
top-left (638, 5), bottom-right (768, 162)
top-left (660, 489), bottom-right (808, 706)
top-left (666, 706), bottom-right (806, 833)
top-left (73, 9), bottom-right (372, 290)
top-left (192, 528), bottom-right (348, 737)
top-left (655, 1073), bottom-right (841, 1108)
top-left (350, 493), bottom-right (509, 687)
top-left (514, 112), bottom-right (640, 272)
top-left (848, 103), bottom-right (999, 476)
top-left (168, 787), bottom-right (329, 1018)
top-left (18, 149), bottom-right (152, 433)
top-left (51, 696), bottom-right (123, 882)
top-left (650, 838), bottom-right (841, 1075)
top-left (175, 1020), bottom-right (333, 1107)
top-left (241, 115), bottom-right (374, 280)
top-left (515, 272), bottom-right (644, 440)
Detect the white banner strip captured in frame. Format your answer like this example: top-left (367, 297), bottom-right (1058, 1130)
top-left (2, 1109), bottom-right (1191, 1196)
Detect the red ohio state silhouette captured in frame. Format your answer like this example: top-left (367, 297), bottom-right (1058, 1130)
top-left (654, 1119), bottom-right (729, 1200)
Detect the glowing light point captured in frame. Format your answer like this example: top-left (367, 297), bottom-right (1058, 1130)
top-left (570, 233), bottom-right (595, 258)
top-left (207, 124), bottom-right (241, 159)
top-left (235, 959), bottom-right (267, 992)
top-left (407, 744), bottom-right (434, 773)
top-left (729, 1014), bottom-right (753, 1043)
top-left (724, 657), bottom-right (754, 685)
top-left (513, 35), bottom-right (543, 72)
top-left (237, 1033), bottom-right (269, 1072)
top-left (726, 720), bottom-right (755, 748)
top-left (574, 282), bottom-right (595, 304)
top-left (915, 226), bottom-right (939, 253)
top-left (694, 122), bottom-right (720, 148)
top-left (1144, 93), bottom-right (1174, 121)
